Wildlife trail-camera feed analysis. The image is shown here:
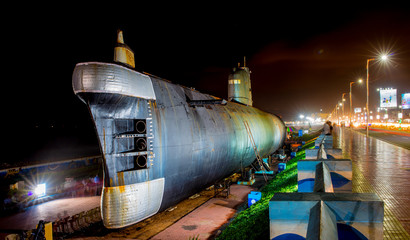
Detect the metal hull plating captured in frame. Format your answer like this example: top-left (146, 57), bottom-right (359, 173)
top-left (73, 62), bottom-right (286, 228)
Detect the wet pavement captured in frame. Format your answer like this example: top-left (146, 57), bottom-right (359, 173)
top-left (334, 127), bottom-right (410, 239)
top-left (0, 196), bottom-right (100, 230)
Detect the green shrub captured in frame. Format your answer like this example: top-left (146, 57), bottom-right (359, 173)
top-left (216, 141), bottom-right (315, 240)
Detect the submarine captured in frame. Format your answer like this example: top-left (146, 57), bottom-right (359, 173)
top-left (72, 30), bottom-right (286, 228)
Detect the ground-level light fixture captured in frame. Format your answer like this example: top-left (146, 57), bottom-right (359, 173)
top-left (34, 183), bottom-right (46, 198)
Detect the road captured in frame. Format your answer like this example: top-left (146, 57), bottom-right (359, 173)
top-left (353, 127), bottom-right (410, 150)
top-left (334, 127), bottom-right (410, 238)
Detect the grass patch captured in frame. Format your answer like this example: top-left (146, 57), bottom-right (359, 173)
top-left (216, 140), bottom-right (315, 240)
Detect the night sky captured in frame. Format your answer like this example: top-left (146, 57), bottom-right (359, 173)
top-left (3, 4), bottom-right (410, 162)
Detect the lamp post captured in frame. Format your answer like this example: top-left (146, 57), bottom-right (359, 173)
top-left (336, 106), bottom-right (339, 124)
top-left (342, 93), bottom-right (347, 125)
top-left (350, 79), bottom-right (362, 127)
top-left (338, 102), bottom-right (342, 125)
top-left (366, 55), bottom-right (390, 136)
top-left (366, 58), bottom-right (375, 136)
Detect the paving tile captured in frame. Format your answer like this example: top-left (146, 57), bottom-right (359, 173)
top-left (335, 128), bottom-right (410, 239)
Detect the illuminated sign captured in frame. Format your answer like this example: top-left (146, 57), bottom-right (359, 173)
top-left (354, 108), bottom-right (362, 113)
top-left (402, 93), bottom-right (410, 110)
top-left (380, 88), bottom-right (397, 108)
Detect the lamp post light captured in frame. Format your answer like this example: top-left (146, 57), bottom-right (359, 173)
top-left (350, 79), bottom-right (362, 127)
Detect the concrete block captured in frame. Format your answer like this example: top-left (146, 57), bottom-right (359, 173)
top-left (298, 159), bottom-right (352, 193)
top-left (326, 148), bottom-right (343, 159)
top-left (305, 149), bottom-right (319, 159)
top-left (269, 193), bottom-right (384, 240)
top-left (313, 162), bottom-right (334, 193)
top-left (318, 144), bottom-right (328, 159)
top-left (323, 135), bottom-right (333, 143)
top-left (323, 142), bottom-right (334, 149)
top-left (314, 134), bottom-right (334, 150)
top-left (306, 201), bottom-right (338, 240)
top-left (269, 196), bottom-right (318, 239)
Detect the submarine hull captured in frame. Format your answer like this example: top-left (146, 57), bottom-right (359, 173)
top-left (73, 62), bottom-right (286, 228)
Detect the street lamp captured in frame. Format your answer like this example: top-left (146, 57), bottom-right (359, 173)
top-left (342, 93), bottom-right (347, 124)
top-left (366, 55), bottom-right (389, 137)
top-left (349, 79), bottom-right (362, 127)
top-left (338, 102), bottom-right (342, 124)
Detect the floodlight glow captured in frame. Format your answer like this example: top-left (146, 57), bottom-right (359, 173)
top-left (35, 183), bottom-right (46, 197)
top-left (381, 55), bottom-right (388, 61)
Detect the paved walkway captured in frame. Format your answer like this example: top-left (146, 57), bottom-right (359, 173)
top-left (334, 127), bottom-right (410, 239)
top-left (0, 196), bottom-right (100, 230)
top-left (151, 184), bottom-right (255, 240)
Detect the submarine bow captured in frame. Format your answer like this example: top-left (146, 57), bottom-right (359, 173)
top-left (72, 31), bottom-right (286, 228)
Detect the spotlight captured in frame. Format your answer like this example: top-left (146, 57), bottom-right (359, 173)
top-left (34, 183), bottom-right (46, 198)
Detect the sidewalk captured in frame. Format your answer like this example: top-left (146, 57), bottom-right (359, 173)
top-left (151, 184), bottom-right (255, 240)
top-left (335, 127), bottom-right (410, 239)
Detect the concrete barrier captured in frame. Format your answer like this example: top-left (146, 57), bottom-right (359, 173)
top-left (298, 159), bottom-right (352, 193)
top-left (305, 148), bottom-right (320, 159)
top-left (270, 134), bottom-right (384, 239)
top-left (313, 162), bottom-right (334, 193)
top-left (269, 193), bottom-right (384, 240)
top-left (325, 148), bottom-right (343, 159)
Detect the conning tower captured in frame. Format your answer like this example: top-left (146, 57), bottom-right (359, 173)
top-left (228, 59), bottom-right (253, 106)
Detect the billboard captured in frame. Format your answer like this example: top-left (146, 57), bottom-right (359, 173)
top-left (380, 88), bottom-right (397, 108)
top-left (354, 107), bottom-right (362, 113)
top-left (402, 93), bottom-right (410, 109)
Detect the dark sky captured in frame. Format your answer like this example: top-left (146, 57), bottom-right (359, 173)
top-left (4, 4), bottom-right (410, 128)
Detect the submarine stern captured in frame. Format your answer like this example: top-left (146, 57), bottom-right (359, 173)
top-left (72, 61), bottom-right (164, 228)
